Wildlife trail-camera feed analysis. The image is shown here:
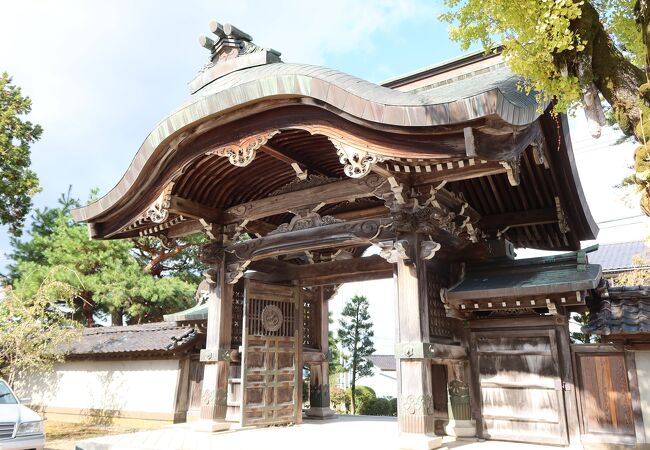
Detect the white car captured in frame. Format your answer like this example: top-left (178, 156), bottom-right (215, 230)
top-left (0, 379), bottom-right (44, 450)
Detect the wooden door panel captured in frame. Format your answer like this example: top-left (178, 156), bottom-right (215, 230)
top-left (574, 350), bottom-right (635, 442)
top-left (241, 280), bottom-right (301, 427)
top-left (472, 330), bottom-right (568, 446)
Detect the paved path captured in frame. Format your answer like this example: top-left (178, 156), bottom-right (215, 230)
top-left (75, 416), bottom-right (566, 450)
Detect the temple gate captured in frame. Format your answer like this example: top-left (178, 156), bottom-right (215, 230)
top-left (72, 20), bottom-right (610, 449)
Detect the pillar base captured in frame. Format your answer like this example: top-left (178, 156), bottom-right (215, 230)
top-left (305, 406), bottom-right (336, 419)
top-left (444, 420), bottom-right (476, 437)
top-left (398, 433), bottom-right (443, 450)
top-left (192, 419), bottom-right (231, 433)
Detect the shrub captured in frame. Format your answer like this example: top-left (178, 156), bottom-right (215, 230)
top-left (359, 397), bottom-right (393, 416)
top-left (330, 386), bottom-right (346, 412)
top-left (389, 397), bottom-right (397, 416)
top-left (345, 385), bottom-right (376, 413)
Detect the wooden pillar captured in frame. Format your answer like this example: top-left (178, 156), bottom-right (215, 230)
top-left (306, 286), bottom-right (335, 418)
top-left (196, 243), bottom-right (233, 431)
top-left (390, 234), bottom-right (443, 450)
top-left (555, 318), bottom-right (582, 446)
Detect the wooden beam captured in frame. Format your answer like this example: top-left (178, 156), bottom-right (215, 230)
top-left (332, 205), bottom-right (389, 221)
top-left (226, 217), bottom-right (394, 266)
top-left (412, 161), bottom-right (506, 185)
top-left (223, 176), bottom-right (391, 223)
top-left (259, 143), bottom-right (335, 178)
top-left (249, 255), bottom-right (393, 285)
top-left (479, 207), bottom-right (556, 230)
top-left (169, 196), bottom-right (220, 222)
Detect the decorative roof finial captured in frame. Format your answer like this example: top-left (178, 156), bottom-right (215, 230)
top-left (191, 20), bottom-right (282, 94)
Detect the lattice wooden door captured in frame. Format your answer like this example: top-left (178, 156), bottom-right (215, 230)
top-left (240, 279), bottom-right (302, 427)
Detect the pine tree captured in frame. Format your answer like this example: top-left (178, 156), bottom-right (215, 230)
top-left (0, 72), bottom-right (42, 236)
top-left (338, 295), bottom-right (375, 414)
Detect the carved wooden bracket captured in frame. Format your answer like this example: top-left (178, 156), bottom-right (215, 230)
top-left (147, 183), bottom-right (174, 223)
top-left (206, 130), bottom-right (280, 167)
top-left (329, 139), bottom-right (382, 178)
top-left (555, 196), bottom-right (570, 234)
top-left (420, 241), bottom-right (441, 260)
top-left (378, 240), bottom-right (410, 264)
top-left (499, 155), bottom-right (521, 186)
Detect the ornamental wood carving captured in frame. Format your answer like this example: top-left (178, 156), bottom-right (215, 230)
top-left (147, 183), bottom-right (174, 223)
top-left (378, 240), bottom-right (410, 264)
top-left (420, 241), bottom-right (441, 260)
top-left (206, 130), bottom-right (280, 167)
top-left (330, 139), bottom-right (382, 178)
top-left (268, 210), bottom-right (343, 236)
top-left (499, 155), bottom-right (521, 186)
top-left (224, 217), bottom-right (394, 284)
top-left (401, 394), bottom-right (434, 415)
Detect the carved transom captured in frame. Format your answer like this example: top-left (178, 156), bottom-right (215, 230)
top-left (269, 210), bottom-right (343, 236)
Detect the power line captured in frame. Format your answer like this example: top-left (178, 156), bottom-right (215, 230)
top-left (597, 214), bottom-right (646, 224)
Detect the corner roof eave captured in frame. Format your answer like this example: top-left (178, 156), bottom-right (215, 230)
top-left (72, 62), bottom-right (542, 225)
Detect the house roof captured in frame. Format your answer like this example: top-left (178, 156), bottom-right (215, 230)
top-left (368, 355), bottom-right (396, 372)
top-left (588, 241), bottom-right (650, 273)
top-left (583, 286), bottom-right (650, 335)
top-left (65, 322), bottom-right (200, 357)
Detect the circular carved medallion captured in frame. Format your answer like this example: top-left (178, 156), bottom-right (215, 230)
top-left (261, 305), bottom-right (283, 332)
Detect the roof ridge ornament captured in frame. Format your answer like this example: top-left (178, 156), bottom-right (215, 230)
top-left (190, 20), bottom-right (282, 93)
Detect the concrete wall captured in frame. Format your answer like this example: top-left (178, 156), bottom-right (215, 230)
top-left (16, 359), bottom-right (182, 427)
top-left (635, 351), bottom-right (650, 440)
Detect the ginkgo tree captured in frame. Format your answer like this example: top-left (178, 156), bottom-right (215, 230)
top-left (441, 0), bottom-right (650, 212)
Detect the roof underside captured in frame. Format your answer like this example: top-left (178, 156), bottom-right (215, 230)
top-left (71, 51), bottom-right (597, 254)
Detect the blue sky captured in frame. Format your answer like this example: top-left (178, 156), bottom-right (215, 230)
top-left (0, 0), bottom-right (460, 265)
top-left (1, 1), bottom-right (649, 348)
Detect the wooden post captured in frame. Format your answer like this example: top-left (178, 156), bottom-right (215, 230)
top-left (391, 234), bottom-right (443, 450)
top-left (306, 286), bottom-right (335, 419)
top-left (196, 242), bottom-right (233, 432)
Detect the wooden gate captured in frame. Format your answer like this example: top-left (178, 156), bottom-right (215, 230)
top-left (240, 279), bottom-right (302, 427)
top-left (572, 345), bottom-right (638, 445)
top-left (470, 329), bottom-right (569, 445)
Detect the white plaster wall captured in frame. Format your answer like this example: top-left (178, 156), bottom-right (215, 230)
top-left (339, 368), bottom-right (397, 399)
top-left (635, 351), bottom-right (650, 439)
top-left (17, 359), bottom-right (180, 414)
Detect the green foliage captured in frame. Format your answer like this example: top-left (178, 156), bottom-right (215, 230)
top-left (358, 397), bottom-right (394, 416)
top-left (569, 312), bottom-right (599, 343)
top-left (338, 294), bottom-right (375, 414)
top-left (0, 72), bottom-right (42, 236)
top-left (327, 310), bottom-right (344, 376)
top-left (344, 385), bottom-right (376, 414)
top-left (441, 0), bottom-right (586, 112)
top-left (330, 386), bottom-right (346, 412)
top-left (593, 0), bottom-right (644, 65)
top-left (6, 191), bottom-right (199, 326)
top-left (0, 273), bottom-right (81, 385)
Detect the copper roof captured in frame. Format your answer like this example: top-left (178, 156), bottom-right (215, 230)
top-left (65, 322), bottom-right (200, 357)
top-left (70, 32), bottom-right (596, 252)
